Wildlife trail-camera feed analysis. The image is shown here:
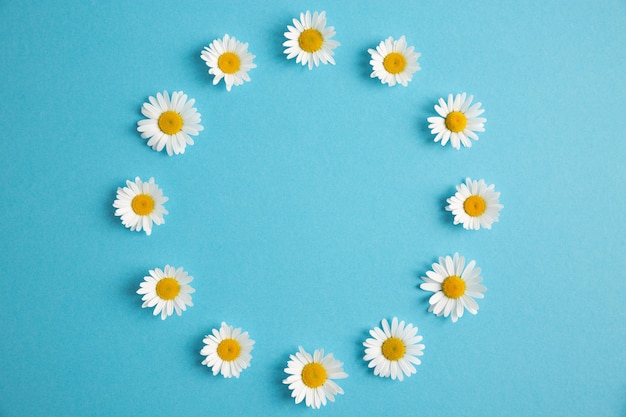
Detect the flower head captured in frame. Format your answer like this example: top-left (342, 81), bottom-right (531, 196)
top-left (283, 11), bottom-right (340, 70)
top-left (368, 36), bottom-right (421, 87)
top-left (137, 91), bottom-right (203, 156)
top-left (283, 346), bottom-right (348, 409)
top-left (363, 317), bottom-right (425, 381)
top-left (446, 178), bottom-right (503, 230)
top-left (201, 34), bottom-right (257, 91)
top-left (113, 177), bottom-right (168, 236)
top-left (136, 265), bottom-right (195, 320)
top-left (420, 253), bottom-right (486, 323)
top-left (200, 322), bottom-right (255, 378)
top-left (427, 93), bottom-right (486, 149)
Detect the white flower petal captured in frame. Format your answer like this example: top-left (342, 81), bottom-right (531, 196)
top-left (368, 36), bottom-right (421, 87)
top-left (445, 178), bottom-right (503, 230)
top-left (112, 177), bottom-right (168, 235)
top-left (283, 346), bottom-right (347, 408)
top-left (136, 90), bottom-right (203, 155)
top-left (136, 265), bottom-right (194, 319)
top-left (362, 317), bottom-right (425, 381)
top-left (200, 322), bottom-right (255, 378)
top-left (283, 10), bottom-right (340, 70)
top-left (428, 92), bottom-right (486, 148)
top-left (420, 255), bottom-right (487, 322)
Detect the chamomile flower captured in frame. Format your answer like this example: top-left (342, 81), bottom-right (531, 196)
top-left (283, 346), bottom-right (348, 409)
top-left (136, 265), bottom-right (195, 320)
top-left (368, 36), bottom-right (421, 87)
top-left (283, 10), bottom-right (340, 70)
top-left (427, 93), bottom-right (486, 149)
top-left (446, 178), bottom-right (503, 230)
top-left (112, 177), bottom-right (168, 236)
top-left (363, 317), bottom-right (425, 381)
top-left (137, 91), bottom-right (204, 156)
top-left (200, 322), bottom-right (255, 378)
top-left (201, 34), bottom-right (257, 91)
top-left (420, 253), bottom-right (486, 323)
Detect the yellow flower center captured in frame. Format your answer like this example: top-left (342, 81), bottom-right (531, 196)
top-left (442, 275), bottom-right (466, 299)
top-left (217, 52), bottom-right (241, 74)
top-left (301, 362), bottom-right (327, 388)
top-left (382, 52), bottom-right (407, 74)
top-left (217, 338), bottom-right (242, 361)
top-left (155, 277), bottom-right (181, 300)
top-left (131, 194), bottom-right (155, 216)
top-left (381, 337), bottom-right (406, 361)
top-left (445, 111), bottom-right (467, 133)
top-left (298, 29), bottom-right (323, 53)
top-left (157, 110), bottom-right (183, 135)
top-left (463, 195), bottom-right (487, 217)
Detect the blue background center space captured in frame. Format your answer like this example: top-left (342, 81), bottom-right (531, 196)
top-left (1, 1), bottom-right (625, 416)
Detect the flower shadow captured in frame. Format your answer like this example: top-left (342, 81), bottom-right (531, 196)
top-left (105, 185), bottom-right (122, 230)
top-left (355, 41), bottom-right (377, 83)
top-left (271, 348), bottom-right (299, 404)
top-left (186, 324), bottom-right (221, 376)
top-left (415, 99), bottom-right (436, 146)
top-left (414, 268), bottom-right (432, 308)
top-left (188, 37), bottom-right (233, 94)
top-left (269, 20), bottom-right (291, 66)
top-left (353, 328), bottom-right (371, 376)
top-left (437, 185), bottom-right (457, 228)
top-left (120, 266), bottom-right (152, 320)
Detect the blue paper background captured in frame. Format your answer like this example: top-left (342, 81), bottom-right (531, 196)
top-left (1, 1), bottom-right (625, 416)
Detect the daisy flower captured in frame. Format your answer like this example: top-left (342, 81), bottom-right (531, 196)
top-left (201, 34), bottom-right (257, 91)
top-left (420, 253), bottom-right (486, 323)
top-left (363, 317), bottom-right (425, 381)
top-left (427, 93), bottom-right (486, 149)
top-left (368, 36), bottom-right (421, 87)
top-left (137, 91), bottom-right (204, 156)
top-left (113, 177), bottom-right (168, 236)
top-left (283, 10), bottom-right (340, 70)
top-left (283, 346), bottom-right (348, 409)
top-left (200, 322), bottom-right (255, 378)
top-left (446, 178), bottom-right (503, 230)
top-left (136, 265), bottom-right (195, 320)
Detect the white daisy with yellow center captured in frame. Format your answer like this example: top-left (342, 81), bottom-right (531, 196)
top-left (363, 317), bottom-right (425, 381)
top-left (368, 36), bottom-right (421, 87)
top-left (427, 93), bottom-right (486, 149)
top-left (201, 34), bottom-right (257, 92)
top-left (112, 177), bottom-right (168, 236)
top-left (283, 346), bottom-right (348, 409)
top-left (283, 10), bottom-right (340, 70)
top-left (420, 253), bottom-right (486, 323)
top-left (446, 178), bottom-right (503, 230)
top-left (200, 322), bottom-right (255, 378)
top-left (137, 91), bottom-right (203, 156)
top-left (136, 265), bottom-right (195, 320)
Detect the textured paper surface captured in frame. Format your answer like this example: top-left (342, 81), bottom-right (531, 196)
top-left (1, 1), bottom-right (625, 416)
